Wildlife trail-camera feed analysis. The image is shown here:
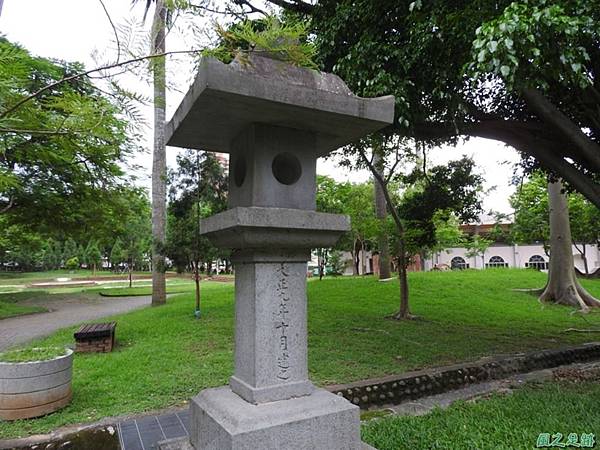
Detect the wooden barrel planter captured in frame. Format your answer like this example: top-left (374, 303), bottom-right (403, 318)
top-left (0, 348), bottom-right (73, 420)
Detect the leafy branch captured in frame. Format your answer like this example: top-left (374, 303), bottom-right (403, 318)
top-left (0, 49), bottom-right (205, 121)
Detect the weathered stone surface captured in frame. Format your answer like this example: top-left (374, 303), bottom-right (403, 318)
top-left (160, 437), bottom-right (378, 450)
top-left (201, 207), bottom-right (350, 249)
top-left (165, 55), bottom-right (394, 156)
top-left (190, 387), bottom-right (361, 450)
top-left (158, 436), bottom-right (195, 450)
top-left (228, 124), bottom-right (317, 210)
top-left (229, 255), bottom-right (312, 404)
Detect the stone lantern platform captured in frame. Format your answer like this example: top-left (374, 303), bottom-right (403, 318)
top-left (164, 53), bottom-right (394, 450)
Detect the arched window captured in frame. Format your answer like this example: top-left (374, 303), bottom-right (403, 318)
top-left (526, 255), bottom-right (548, 270)
top-left (486, 255), bottom-right (508, 268)
top-left (450, 256), bottom-right (469, 270)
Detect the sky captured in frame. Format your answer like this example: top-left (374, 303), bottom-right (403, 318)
top-left (0, 0), bottom-right (521, 218)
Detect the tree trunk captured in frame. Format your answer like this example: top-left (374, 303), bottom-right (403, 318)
top-left (129, 260), bottom-right (133, 288)
top-left (539, 180), bottom-right (600, 311)
top-left (194, 260), bottom-right (201, 318)
top-left (317, 248), bottom-right (324, 280)
top-left (577, 243), bottom-right (589, 275)
top-left (373, 150), bottom-right (391, 279)
top-left (151, 0), bottom-right (167, 306)
top-left (360, 239), bottom-right (366, 275)
top-left (350, 249), bottom-right (357, 276)
top-left (392, 247), bottom-right (413, 320)
top-left (419, 251), bottom-right (426, 272)
top-left (353, 239), bottom-right (361, 275)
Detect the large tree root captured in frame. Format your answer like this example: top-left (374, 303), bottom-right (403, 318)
top-left (538, 181), bottom-right (600, 312)
top-left (538, 279), bottom-right (600, 312)
top-left (388, 312), bottom-right (419, 321)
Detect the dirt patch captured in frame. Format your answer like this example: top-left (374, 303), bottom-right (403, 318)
top-left (553, 362), bottom-right (600, 383)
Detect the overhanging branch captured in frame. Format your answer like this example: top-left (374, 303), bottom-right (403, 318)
top-left (264, 0), bottom-right (314, 14)
top-left (411, 118), bottom-right (600, 208)
top-left (522, 87), bottom-right (600, 172)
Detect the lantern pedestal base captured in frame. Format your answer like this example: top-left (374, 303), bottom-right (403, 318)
top-left (185, 386), bottom-right (364, 450)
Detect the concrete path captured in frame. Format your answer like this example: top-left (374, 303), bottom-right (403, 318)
top-left (0, 293), bottom-right (152, 351)
top-left (388, 369), bottom-right (553, 417)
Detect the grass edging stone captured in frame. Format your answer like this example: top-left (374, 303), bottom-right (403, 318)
top-left (328, 342), bottom-right (600, 409)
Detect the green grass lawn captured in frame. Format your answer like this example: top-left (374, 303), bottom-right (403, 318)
top-left (98, 282), bottom-right (198, 297)
top-left (0, 269), bottom-right (599, 439)
top-left (362, 381), bottom-right (600, 450)
top-left (0, 301), bottom-right (46, 320)
top-left (0, 278), bottom-right (197, 319)
top-left (0, 269), bottom-right (155, 286)
top-left (0, 291), bottom-right (48, 319)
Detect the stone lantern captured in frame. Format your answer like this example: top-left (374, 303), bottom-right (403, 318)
top-left (165, 54), bottom-right (394, 450)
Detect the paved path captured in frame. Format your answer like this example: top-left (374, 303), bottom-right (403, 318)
top-left (0, 293), bottom-right (151, 351)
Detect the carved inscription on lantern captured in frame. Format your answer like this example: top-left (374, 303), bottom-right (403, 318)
top-left (274, 262), bottom-right (291, 381)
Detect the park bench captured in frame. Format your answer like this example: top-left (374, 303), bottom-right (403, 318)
top-left (74, 322), bottom-right (117, 353)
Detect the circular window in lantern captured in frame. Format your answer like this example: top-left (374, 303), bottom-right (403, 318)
top-left (272, 152), bottom-right (302, 185)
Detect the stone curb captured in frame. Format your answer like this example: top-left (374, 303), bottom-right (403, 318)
top-left (327, 342), bottom-right (600, 409)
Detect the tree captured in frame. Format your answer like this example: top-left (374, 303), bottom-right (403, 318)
top-left (511, 172), bottom-right (600, 272)
top-left (394, 155), bottom-right (483, 316)
top-left (106, 188), bottom-right (153, 285)
top-left (0, 38), bottom-right (154, 274)
top-left (0, 217), bottom-right (44, 272)
top-left (166, 150), bottom-right (227, 316)
top-left (269, 0), bottom-right (600, 208)
top-left (40, 239), bottom-right (62, 271)
top-left (510, 174), bottom-right (551, 254)
top-left (316, 175), bottom-right (351, 277)
top-left (328, 250), bottom-right (346, 276)
top-left (110, 239), bottom-right (125, 271)
top-left (373, 150), bottom-right (392, 279)
top-left (0, 38), bottom-right (133, 232)
top-left (344, 133), bottom-right (485, 319)
top-left (399, 156), bottom-right (484, 262)
top-left (150, 0), bottom-right (168, 306)
top-left (134, 0), bottom-right (169, 306)
top-left (84, 241), bottom-right (102, 275)
top-left (431, 211), bottom-right (465, 258)
top-left (62, 238), bottom-right (79, 266)
top-left (540, 180), bottom-right (600, 310)
top-left (569, 194), bottom-right (600, 275)
top-left (464, 234), bottom-right (493, 270)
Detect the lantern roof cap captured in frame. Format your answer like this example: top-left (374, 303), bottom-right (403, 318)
top-left (166, 54), bottom-right (395, 156)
